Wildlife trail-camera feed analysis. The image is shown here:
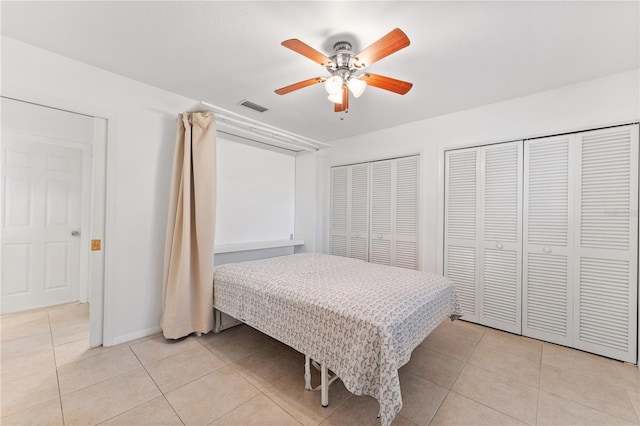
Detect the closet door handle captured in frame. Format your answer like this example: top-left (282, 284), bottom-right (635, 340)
top-left (543, 246), bottom-right (552, 254)
top-left (378, 234), bottom-right (383, 239)
top-left (496, 242), bottom-right (503, 249)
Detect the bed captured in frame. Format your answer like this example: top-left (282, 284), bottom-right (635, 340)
top-left (213, 253), bottom-right (462, 426)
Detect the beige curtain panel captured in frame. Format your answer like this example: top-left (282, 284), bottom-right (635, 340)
top-left (161, 112), bottom-right (216, 339)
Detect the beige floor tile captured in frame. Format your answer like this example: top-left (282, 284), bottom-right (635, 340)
top-left (200, 325), bottom-right (277, 364)
top-left (0, 310), bottom-right (50, 341)
top-left (541, 364), bottom-right (638, 423)
top-left (210, 393), bottom-right (301, 426)
top-left (263, 372), bottom-right (351, 426)
top-left (100, 396), bottom-right (182, 425)
top-left (53, 338), bottom-right (115, 367)
top-left (479, 331), bottom-right (542, 363)
top-left (165, 366), bottom-right (259, 425)
top-left (0, 397), bottom-right (63, 426)
top-left (467, 342), bottom-right (541, 387)
top-left (58, 345), bottom-right (141, 394)
top-left (537, 390), bottom-right (634, 425)
top-left (48, 303), bottom-right (89, 330)
top-left (436, 319), bottom-right (486, 343)
top-left (0, 331), bottom-right (52, 358)
top-left (0, 370), bottom-right (60, 417)
top-left (542, 343), bottom-right (623, 388)
top-left (61, 367), bottom-right (161, 425)
top-left (452, 364), bottom-right (538, 425)
top-left (319, 394), bottom-right (380, 426)
top-left (399, 345), bottom-right (464, 389)
top-left (51, 323), bottom-right (89, 346)
top-left (430, 391), bottom-right (526, 426)
top-left (1, 347), bottom-right (56, 383)
top-left (419, 329), bottom-right (478, 361)
top-left (146, 345), bottom-right (226, 393)
top-left (230, 343), bottom-right (302, 391)
top-left (627, 389), bottom-right (640, 421)
top-left (617, 362), bottom-right (640, 392)
top-left (397, 371), bottom-right (447, 425)
top-left (130, 335), bottom-right (202, 365)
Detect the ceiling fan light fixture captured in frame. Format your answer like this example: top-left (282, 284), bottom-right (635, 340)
top-left (324, 75), bottom-right (343, 95)
top-left (327, 92), bottom-right (344, 104)
top-left (347, 77), bottom-right (367, 98)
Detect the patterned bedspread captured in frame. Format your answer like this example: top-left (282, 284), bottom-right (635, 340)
top-left (213, 253), bottom-right (462, 425)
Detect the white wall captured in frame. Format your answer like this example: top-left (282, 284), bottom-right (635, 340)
top-left (318, 69), bottom-right (640, 275)
top-left (1, 36), bottom-right (295, 345)
top-left (215, 137), bottom-right (295, 245)
top-left (294, 151), bottom-right (318, 252)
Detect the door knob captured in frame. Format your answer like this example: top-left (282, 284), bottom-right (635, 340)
top-left (71, 230), bottom-right (80, 237)
top-left (543, 246), bottom-right (552, 253)
top-left (496, 242), bottom-right (503, 249)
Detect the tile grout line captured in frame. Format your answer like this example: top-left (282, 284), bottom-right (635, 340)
top-left (47, 307), bottom-right (66, 426)
top-left (125, 343), bottom-right (186, 425)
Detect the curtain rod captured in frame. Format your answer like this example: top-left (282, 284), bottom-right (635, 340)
top-left (200, 101), bottom-right (330, 151)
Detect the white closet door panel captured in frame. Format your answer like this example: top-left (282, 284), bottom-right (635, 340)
top-left (482, 248), bottom-right (518, 329)
top-left (523, 136), bottom-right (573, 345)
top-left (395, 156), bottom-right (419, 269)
top-left (446, 245), bottom-right (477, 319)
top-left (480, 142), bottom-right (522, 333)
top-left (445, 148), bottom-right (480, 323)
top-left (330, 167), bottom-right (348, 257)
top-left (349, 163), bottom-right (369, 260)
top-left (446, 150), bottom-right (477, 241)
top-left (574, 125), bottom-right (638, 363)
top-left (370, 160), bottom-right (393, 265)
top-left (483, 144), bottom-right (519, 243)
top-left (525, 253), bottom-right (570, 339)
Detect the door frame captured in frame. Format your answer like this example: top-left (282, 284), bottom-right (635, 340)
top-left (1, 92), bottom-right (116, 347)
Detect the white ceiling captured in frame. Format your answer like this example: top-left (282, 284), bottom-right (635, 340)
top-left (1, 1), bottom-right (638, 143)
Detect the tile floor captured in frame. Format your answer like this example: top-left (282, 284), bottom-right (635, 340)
top-left (1, 302), bottom-right (639, 425)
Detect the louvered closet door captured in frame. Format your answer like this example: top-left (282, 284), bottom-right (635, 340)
top-left (330, 166), bottom-right (348, 257)
top-left (573, 125), bottom-right (638, 363)
top-left (349, 163), bottom-right (370, 261)
top-left (445, 148), bottom-right (480, 323)
top-left (479, 142), bottom-right (522, 333)
top-left (370, 160), bottom-right (393, 265)
top-left (523, 136), bottom-right (574, 345)
top-left (394, 156), bottom-right (419, 269)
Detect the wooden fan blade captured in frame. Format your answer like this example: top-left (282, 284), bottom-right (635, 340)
top-left (275, 77), bottom-right (324, 95)
top-left (361, 73), bottom-right (413, 95)
top-left (354, 28), bottom-right (410, 68)
top-left (282, 39), bottom-right (333, 67)
top-left (334, 86), bottom-right (349, 112)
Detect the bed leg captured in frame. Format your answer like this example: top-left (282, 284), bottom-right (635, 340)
top-left (321, 364), bottom-right (329, 407)
top-left (304, 355), bottom-right (312, 390)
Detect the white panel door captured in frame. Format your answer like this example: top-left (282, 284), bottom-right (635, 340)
top-left (523, 135), bottom-right (574, 345)
top-left (349, 163), bottom-right (369, 261)
top-left (330, 166), bottom-right (349, 257)
top-left (2, 138), bottom-right (83, 313)
top-left (479, 142), bottom-right (522, 333)
top-left (445, 148), bottom-right (480, 323)
top-left (573, 125), bottom-right (638, 363)
top-left (370, 160), bottom-right (393, 265)
top-left (394, 156), bottom-right (419, 269)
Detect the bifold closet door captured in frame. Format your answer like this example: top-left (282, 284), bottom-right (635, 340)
top-left (479, 142), bottom-right (522, 334)
top-left (330, 164), bottom-right (370, 260)
top-left (523, 135), bottom-right (574, 346)
top-left (369, 156), bottom-right (419, 269)
top-left (574, 125), bottom-right (638, 363)
top-left (444, 148), bottom-right (480, 323)
top-left (445, 143), bottom-right (522, 330)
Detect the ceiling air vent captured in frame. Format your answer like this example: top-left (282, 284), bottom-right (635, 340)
top-left (238, 99), bottom-right (268, 113)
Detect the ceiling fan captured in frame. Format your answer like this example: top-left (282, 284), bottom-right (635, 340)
top-left (274, 28), bottom-right (413, 114)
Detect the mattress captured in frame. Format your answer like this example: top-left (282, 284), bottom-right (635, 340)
top-left (213, 253), bottom-right (462, 425)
